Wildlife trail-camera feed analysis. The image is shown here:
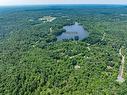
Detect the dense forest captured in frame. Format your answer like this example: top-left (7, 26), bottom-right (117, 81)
top-left (1, 5), bottom-right (127, 95)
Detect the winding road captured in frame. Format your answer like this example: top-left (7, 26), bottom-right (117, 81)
top-left (116, 47), bottom-right (125, 83)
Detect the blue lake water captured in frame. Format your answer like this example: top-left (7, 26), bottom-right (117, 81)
top-left (57, 22), bottom-right (89, 41)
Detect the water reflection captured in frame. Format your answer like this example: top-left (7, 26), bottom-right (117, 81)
top-left (57, 22), bottom-right (89, 41)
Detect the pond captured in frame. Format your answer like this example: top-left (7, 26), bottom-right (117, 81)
top-left (57, 22), bottom-right (89, 41)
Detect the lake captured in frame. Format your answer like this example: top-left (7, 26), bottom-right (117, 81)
top-left (57, 22), bottom-right (89, 41)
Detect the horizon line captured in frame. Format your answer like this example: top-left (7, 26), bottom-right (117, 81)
top-left (0, 3), bottom-right (127, 7)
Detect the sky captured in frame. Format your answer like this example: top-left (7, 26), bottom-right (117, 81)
top-left (0, 0), bottom-right (127, 6)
